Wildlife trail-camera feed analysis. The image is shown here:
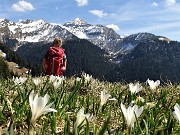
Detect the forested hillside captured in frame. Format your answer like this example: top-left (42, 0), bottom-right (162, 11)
top-left (16, 39), bottom-right (116, 80)
top-left (106, 40), bottom-right (180, 83)
top-left (2, 38), bottom-right (180, 83)
top-left (0, 57), bottom-right (11, 79)
top-left (0, 42), bottom-right (27, 67)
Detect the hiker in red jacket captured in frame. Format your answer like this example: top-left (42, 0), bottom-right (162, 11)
top-left (43, 38), bottom-right (67, 76)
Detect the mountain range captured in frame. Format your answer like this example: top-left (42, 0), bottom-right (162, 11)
top-left (0, 18), bottom-right (171, 57)
top-left (0, 18), bottom-right (180, 82)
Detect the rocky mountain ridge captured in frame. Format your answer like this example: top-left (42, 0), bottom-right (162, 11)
top-left (0, 18), bottom-right (76, 50)
top-left (0, 18), bottom-right (174, 63)
top-left (63, 18), bottom-right (122, 53)
top-left (0, 18), bottom-right (172, 55)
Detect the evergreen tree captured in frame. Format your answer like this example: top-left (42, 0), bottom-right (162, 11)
top-left (0, 57), bottom-right (11, 79)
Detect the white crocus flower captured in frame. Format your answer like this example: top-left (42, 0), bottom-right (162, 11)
top-left (100, 90), bottom-right (111, 106)
top-left (49, 75), bottom-right (65, 88)
top-left (173, 103), bottom-right (180, 124)
top-left (136, 96), bottom-right (145, 103)
top-left (49, 75), bottom-right (64, 82)
top-left (32, 78), bottom-right (41, 86)
top-left (74, 107), bottom-right (93, 132)
top-left (130, 100), bottom-right (135, 106)
top-left (53, 79), bottom-right (62, 89)
top-left (83, 73), bottom-right (92, 83)
top-left (76, 77), bottom-right (81, 82)
top-left (49, 75), bottom-right (57, 82)
top-left (146, 102), bottom-right (156, 109)
top-left (29, 90), bottom-right (57, 124)
top-left (147, 79), bottom-right (160, 90)
top-left (13, 76), bottom-right (27, 85)
top-left (121, 103), bottom-right (143, 129)
top-left (129, 82), bottom-right (143, 94)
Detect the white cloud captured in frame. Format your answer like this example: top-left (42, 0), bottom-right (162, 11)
top-left (106, 24), bottom-right (120, 31)
top-left (75, 0), bottom-right (88, 7)
top-left (89, 10), bottom-right (108, 18)
top-left (152, 2), bottom-right (158, 7)
top-left (165, 0), bottom-right (176, 7)
top-left (12, 0), bottom-right (34, 12)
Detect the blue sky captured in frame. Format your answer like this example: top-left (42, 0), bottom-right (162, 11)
top-left (0, 0), bottom-right (180, 41)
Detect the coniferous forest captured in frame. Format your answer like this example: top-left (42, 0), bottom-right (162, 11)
top-left (15, 39), bottom-right (116, 80)
top-left (1, 39), bottom-right (180, 83)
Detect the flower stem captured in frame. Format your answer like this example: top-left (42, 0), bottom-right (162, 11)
top-left (29, 121), bottom-right (35, 135)
top-left (128, 126), bottom-right (132, 135)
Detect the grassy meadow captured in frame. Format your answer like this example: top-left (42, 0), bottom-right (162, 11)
top-left (0, 74), bottom-right (180, 135)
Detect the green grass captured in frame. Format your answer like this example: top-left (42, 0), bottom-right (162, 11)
top-left (0, 75), bottom-right (180, 135)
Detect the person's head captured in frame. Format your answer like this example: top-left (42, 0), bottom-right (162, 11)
top-left (53, 38), bottom-right (63, 47)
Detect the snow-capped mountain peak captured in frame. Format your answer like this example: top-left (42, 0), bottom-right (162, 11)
top-left (0, 18), bottom-right (6, 22)
top-left (16, 19), bottom-right (47, 34)
top-left (0, 18), bottom-right (124, 55)
top-left (63, 18), bottom-right (122, 53)
top-left (65, 18), bottom-right (88, 26)
top-left (73, 18), bottom-right (87, 25)
top-left (0, 18), bottom-right (15, 27)
top-left (0, 18), bottom-right (76, 47)
top-left (1, 18), bottom-right (173, 62)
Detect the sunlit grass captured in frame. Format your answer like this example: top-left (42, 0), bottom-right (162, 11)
top-left (0, 75), bottom-right (180, 134)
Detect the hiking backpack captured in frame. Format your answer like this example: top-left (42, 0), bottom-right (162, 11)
top-left (45, 47), bottom-right (65, 76)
